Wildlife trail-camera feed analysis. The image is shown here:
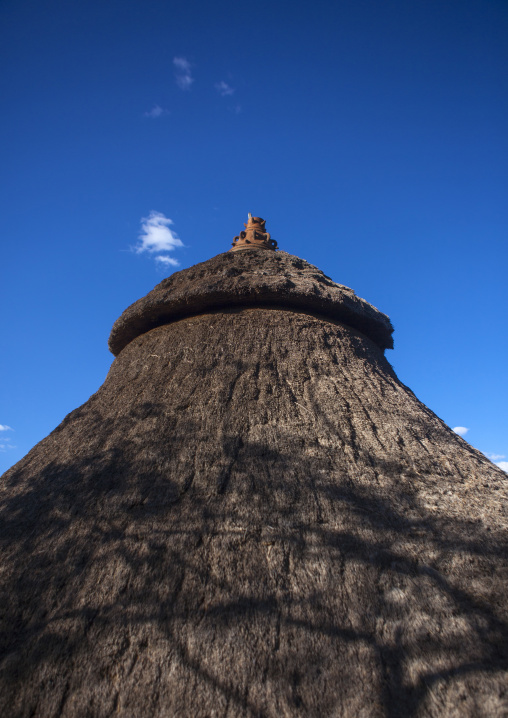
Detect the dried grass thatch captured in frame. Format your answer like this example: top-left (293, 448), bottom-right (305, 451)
top-left (108, 250), bottom-right (394, 355)
top-left (1, 250), bottom-right (507, 717)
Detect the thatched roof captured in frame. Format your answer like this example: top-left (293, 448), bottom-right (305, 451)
top-left (1, 247), bottom-right (507, 718)
top-left (108, 249), bottom-right (394, 356)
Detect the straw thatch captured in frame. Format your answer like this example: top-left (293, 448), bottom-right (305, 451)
top-left (1, 249), bottom-right (507, 718)
top-left (108, 250), bottom-right (394, 355)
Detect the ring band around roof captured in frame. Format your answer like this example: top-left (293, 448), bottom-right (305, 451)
top-left (109, 221), bottom-right (394, 356)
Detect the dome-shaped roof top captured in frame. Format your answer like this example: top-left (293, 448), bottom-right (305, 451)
top-left (109, 249), bottom-right (394, 356)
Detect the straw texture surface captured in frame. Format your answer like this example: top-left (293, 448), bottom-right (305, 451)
top-left (108, 250), bottom-right (394, 355)
top-left (1, 253), bottom-right (507, 718)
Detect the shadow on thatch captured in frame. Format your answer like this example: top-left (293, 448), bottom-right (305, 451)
top-left (1, 400), bottom-right (507, 717)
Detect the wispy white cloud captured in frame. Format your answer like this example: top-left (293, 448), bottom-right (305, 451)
top-left (144, 105), bottom-right (169, 118)
top-left (135, 212), bottom-right (183, 266)
top-left (155, 255), bottom-right (180, 267)
top-left (0, 436), bottom-right (15, 452)
top-left (173, 57), bottom-right (194, 90)
top-left (215, 81), bottom-right (234, 96)
top-left (484, 452), bottom-right (508, 471)
top-left (452, 426), bottom-right (469, 436)
top-left (0, 425), bottom-right (12, 431)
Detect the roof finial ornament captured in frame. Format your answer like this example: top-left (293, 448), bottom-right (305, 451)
top-left (230, 215), bottom-right (277, 252)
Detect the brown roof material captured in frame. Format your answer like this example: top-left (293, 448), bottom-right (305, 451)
top-left (109, 249), bottom-right (394, 356)
top-left (1, 248), bottom-right (507, 717)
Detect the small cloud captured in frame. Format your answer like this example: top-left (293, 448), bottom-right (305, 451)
top-left (486, 453), bottom-right (506, 461)
top-left (215, 81), bottom-right (234, 96)
top-left (0, 425), bottom-right (12, 431)
top-left (452, 426), bottom-right (469, 436)
top-left (155, 255), bottom-right (180, 267)
top-left (144, 105), bottom-right (169, 118)
top-left (0, 436), bottom-right (16, 452)
top-left (233, 105), bottom-right (242, 115)
top-left (495, 461), bottom-right (508, 473)
top-left (173, 57), bottom-right (194, 90)
top-left (134, 211), bottom-right (184, 266)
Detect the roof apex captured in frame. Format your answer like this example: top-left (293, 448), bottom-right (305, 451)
top-left (230, 215), bottom-right (278, 252)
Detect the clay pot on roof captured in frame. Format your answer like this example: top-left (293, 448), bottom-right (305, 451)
top-left (0, 218), bottom-right (507, 718)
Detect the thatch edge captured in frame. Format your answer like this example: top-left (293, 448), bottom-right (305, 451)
top-left (109, 250), bottom-right (394, 356)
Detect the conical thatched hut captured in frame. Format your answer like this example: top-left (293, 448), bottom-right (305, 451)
top-left (1, 218), bottom-right (507, 718)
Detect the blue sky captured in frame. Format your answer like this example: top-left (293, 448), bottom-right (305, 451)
top-left (1, 0), bottom-right (507, 473)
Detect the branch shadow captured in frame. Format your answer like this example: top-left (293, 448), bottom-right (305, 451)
top-left (0, 395), bottom-right (507, 718)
